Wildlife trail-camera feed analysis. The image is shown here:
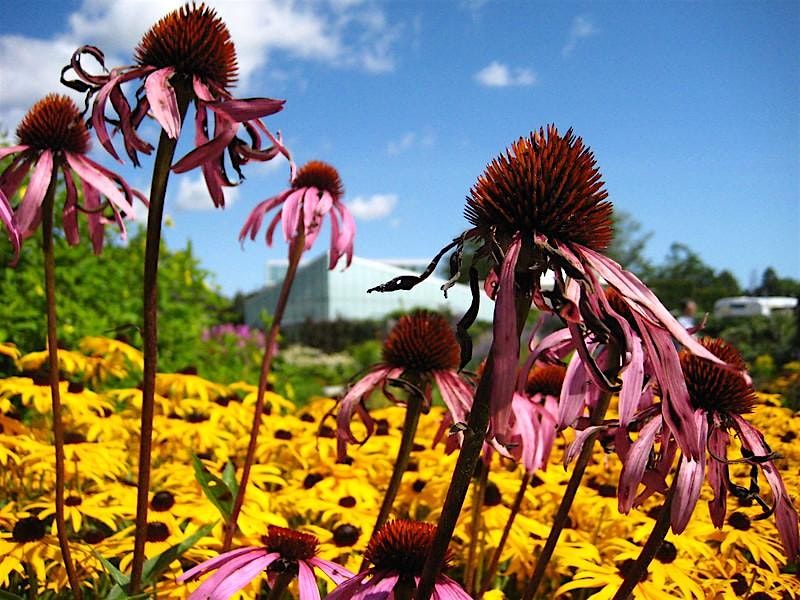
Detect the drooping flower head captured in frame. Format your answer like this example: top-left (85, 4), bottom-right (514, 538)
top-left (618, 337), bottom-right (798, 561)
top-left (327, 520), bottom-right (471, 599)
top-left (239, 160), bottom-right (355, 268)
top-left (336, 311), bottom-right (473, 458)
top-left (62, 2), bottom-right (289, 204)
top-left (0, 94), bottom-right (140, 262)
top-left (178, 525), bottom-right (353, 599)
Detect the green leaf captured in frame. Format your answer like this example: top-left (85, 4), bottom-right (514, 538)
top-left (0, 591), bottom-right (26, 600)
top-left (221, 459), bottom-right (239, 496)
top-left (93, 551), bottom-right (130, 587)
top-left (104, 584), bottom-right (130, 600)
top-left (141, 521), bottom-right (216, 585)
top-left (192, 454), bottom-right (236, 521)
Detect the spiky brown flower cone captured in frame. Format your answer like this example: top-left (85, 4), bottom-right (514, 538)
top-left (262, 525), bottom-right (318, 561)
top-left (526, 364), bottom-right (567, 397)
top-left (293, 160), bottom-right (345, 199)
top-left (16, 94), bottom-right (90, 154)
top-left (382, 311), bottom-right (460, 372)
top-left (365, 520), bottom-right (453, 575)
top-left (680, 338), bottom-right (756, 415)
top-left (135, 2), bottom-right (237, 90)
top-left (465, 124), bottom-right (613, 250)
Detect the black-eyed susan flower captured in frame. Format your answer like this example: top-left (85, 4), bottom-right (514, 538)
top-left (327, 520), bottom-right (471, 599)
top-left (178, 525), bottom-right (353, 599)
top-left (239, 160), bottom-right (355, 269)
top-left (62, 2), bottom-right (288, 203)
top-left (0, 95), bottom-right (140, 261)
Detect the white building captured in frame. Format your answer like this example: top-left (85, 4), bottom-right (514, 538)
top-left (244, 252), bottom-right (545, 327)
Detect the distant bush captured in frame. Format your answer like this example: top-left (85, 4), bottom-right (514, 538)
top-left (705, 313), bottom-right (798, 368)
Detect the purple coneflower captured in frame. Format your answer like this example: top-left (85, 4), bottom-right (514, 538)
top-left (328, 520), bottom-right (471, 599)
top-left (336, 311), bottom-right (473, 457)
top-left (239, 160), bottom-right (355, 269)
top-left (0, 94), bottom-right (139, 261)
top-left (462, 125), bottom-right (719, 455)
top-left (619, 338), bottom-right (798, 559)
top-left (178, 525), bottom-right (353, 599)
top-left (62, 2), bottom-right (288, 204)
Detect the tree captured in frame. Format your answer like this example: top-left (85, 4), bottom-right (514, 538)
top-left (642, 243), bottom-right (741, 313)
top-left (751, 267), bottom-right (800, 298)
top-left (606, 210), bottom-right (653, 274)
top-left (0, 225), bottom-right (232, 372)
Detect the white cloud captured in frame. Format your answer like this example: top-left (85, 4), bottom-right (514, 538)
top-left (562, 15), bottom-right (598, 57)
top-left (386, 130), bottom-right (435, 156)
top-left (0, 0), bottom-right (400, 130)
top-left (347, 193), bottom-right (397, 220)
top-left (474, 61), bottom-right (537, 88)
top-left (173, 175), bottom-right (239, 211)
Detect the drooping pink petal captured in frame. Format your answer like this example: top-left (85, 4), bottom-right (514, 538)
top-left (205, 553), bottom-right (276, 600)
top-left (558, 355), bottom-right (590, 430)
top-left (61, 165), bottom-right (80, 246)
top-left (706, 427), bottom-right (729, 528)
top-left (172, 113), bottom-right (237, 173)
top-left (325, 570), bottom-right (372, 600)
top-left (433, 574), bottom-right (473, 599)
top-left (238, 192), bottom-right (289, 242)
top-left (336, 366), bottom-right (401, 443)
top-left (91, 68), bottom-right (153, 163)
top-left (618, 331), bottom-right (645, 428)
top-left (670, 418), bottom-right (707, 535)
top-left (281, 188), bottom-right (305, 242)
top-left (16, 150), bottom-right (53, 234)
top-left (1, 154), bottom-right (34, 199)
top-left (488, 234), bottom-right (522, 441)
top-left (618, 415), bottom-right (662, 513)
top-left (64, 153), bottom-right (134, 217)
top-left (564, 424), bottom-right (608, 467)
top-left (0, 189), bottom-right (21, 263)
top-left (178, 547), bottom-right (265, 582)
top-left (211, 97), bottom-right (285, 122)
top-left (433, 370), bottom-right (474, 426)
top-left (144, 67), bottom-right (181, 138)
top-left (0, 145), bottom-right (29, 160)
top-left (733, 415), bottom-right (799, 559)
top-left (331, 201), bottom-right (355, 268)
top-left (302, 187), bottom-right (323, 248)
top-left (308, 557), bottom-right (355, 585)
top-left (296, 560), bottom-right (321, 600)
top-left (193, 76), bottom-right (215, 102)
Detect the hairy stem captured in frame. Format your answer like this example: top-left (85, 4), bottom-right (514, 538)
top-left (522, 391), bottom-right (613, 600)
top-left (612, 466), bottom-right (677, 600)
top-left (415, 281), bottom-right (532, 600)
top-left (481, 470), bottom-right (531, 595)
top-left (130, 85), bottom-right (191, 593)
top-left (41, 173), bottom-right (82, 600)
top-left (359, 384), bottom-right (425, 571)
top-left (224, 233), bottom-right (306, 550)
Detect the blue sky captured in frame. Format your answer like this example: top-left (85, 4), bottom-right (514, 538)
top-left (2, 1), bottom-right (798, 297)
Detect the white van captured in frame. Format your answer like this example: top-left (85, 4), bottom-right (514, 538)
top-left (713, 296), bottom-right (798, 318)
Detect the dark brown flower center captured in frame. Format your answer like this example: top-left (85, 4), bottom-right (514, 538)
top-left (382, 311), bottom-right (460, 372)
top-left (263, 525), bottom-right (318, 560)
top-left (16, 94), bottom-right (90, 154)
top-left (525, 364), bottom-right (567, 397)
top-left (465, 125), bottom-right (613, 250)
top-left (728, 511), bottom-right (751, 531)
top-left (146, 521), bottom-right (170, 542)
top-left (135, 2), bottom-right (238, 91)
top-left (680, 339), bottom-right (756, 415)
top-left (292, 161), bottom-right (344, 200)
top-left (332, 523), bottom-right (360, 547)
top-left (150, 491), bottom-right (176, 512)
top-left (12, 516), bottom-right (46, 543)
top-left (65, 495), bottom-right (82, 507)
top-left (655, 540), bottom-right (678, 564)
top-left (365, 520), bottom-right (453, 575)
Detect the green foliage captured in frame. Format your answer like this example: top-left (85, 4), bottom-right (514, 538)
top-left (640, 242), bottom-right (741, 313)
top-left (751, 267), bottom-right (800, 298)
top-left (0, 226), bottom-right (232, 373)
top-left (194, 324), bottom-right (265, 384)
top-left (606, 210), bottom-right (653, 274)
top-left (705, 313), bottom-right (798, 368)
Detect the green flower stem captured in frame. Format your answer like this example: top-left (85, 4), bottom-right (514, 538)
top-left (129, 83), bottom-right (192, 594)
top-left (41, 173), bottom-right (82, 600)
top-left (265, 571), bottom-right (294, 600)
top-left (359, 381), bottom-right (425, 572)
top-left (481, 470), bottom-right (531, 596)
top-left (611, 463), bottom-right (678, 600)
top-left (415, 280), bottom-right (533, 600)
top-left (224, 232), bottom-right (306, 551)
top-left (522, 389), bottom-right (614, 600)
top-left (464, 464), bottom-right (488, 593)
